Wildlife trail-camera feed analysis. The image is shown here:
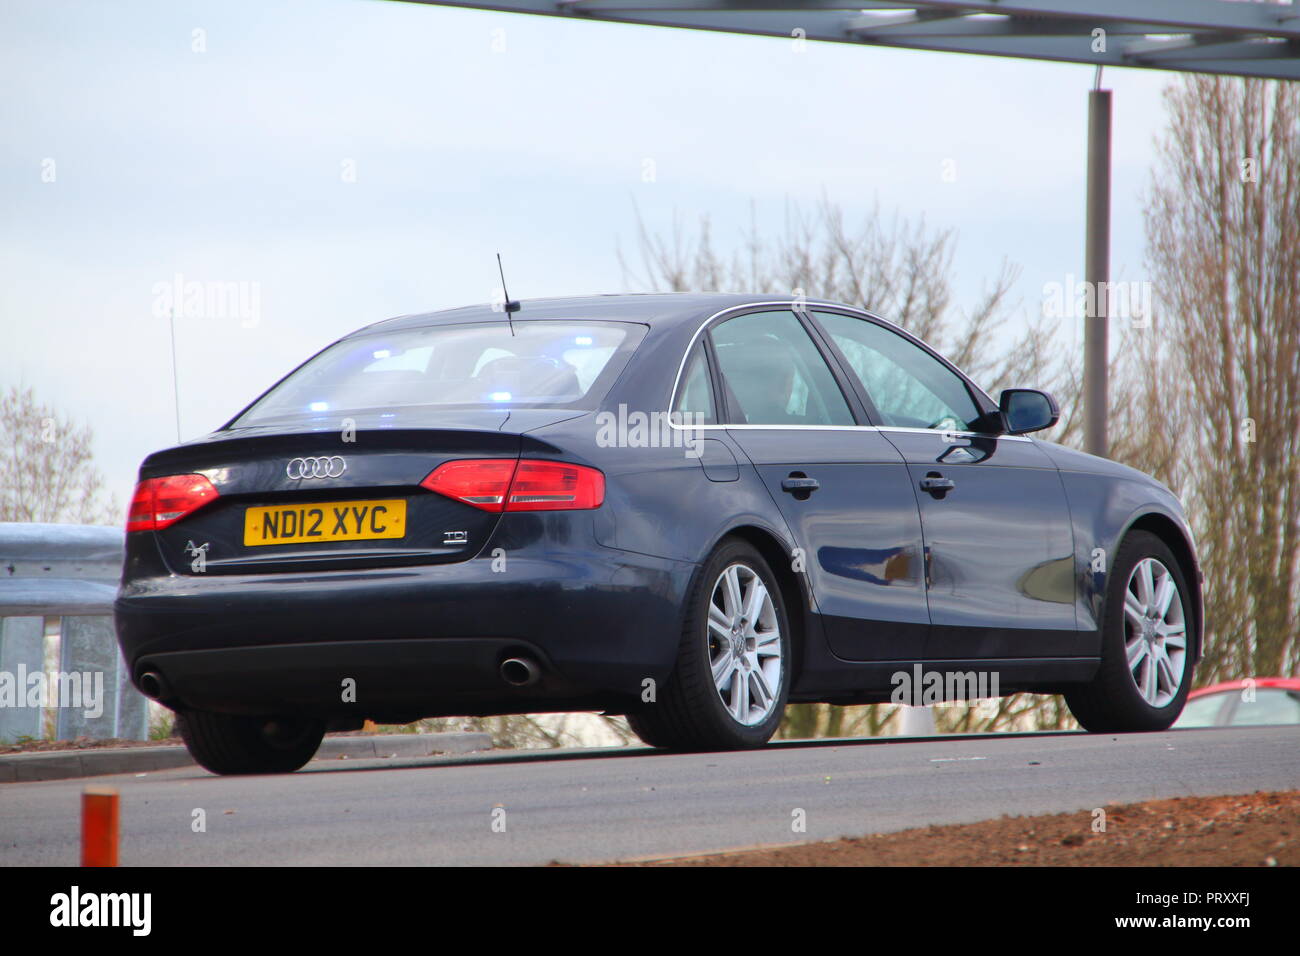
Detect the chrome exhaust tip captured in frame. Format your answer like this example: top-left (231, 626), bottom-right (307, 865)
top-left (138, 670), bottom-right (170, 701)
top-left (500, 657), bottom-right (540, 687)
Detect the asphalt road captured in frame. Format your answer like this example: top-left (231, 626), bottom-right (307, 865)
top-left (3, 726), bottom-right (1297, 866)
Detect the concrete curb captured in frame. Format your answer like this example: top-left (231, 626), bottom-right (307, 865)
top-left (0, 732), bottom-right (494, 783)
top-left (315, 732), bottom-right (492, 761)
top-left (0, 746), bottom-right (196, 783)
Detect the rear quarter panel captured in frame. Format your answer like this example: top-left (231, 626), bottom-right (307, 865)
top-left (534, 413), bottom-right (794, 570)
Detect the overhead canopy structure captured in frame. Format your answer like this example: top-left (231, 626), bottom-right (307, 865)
top-left (388, 0), bottom-right (1300, 457)
top-left (399, 0), bottom-right (1300, 80)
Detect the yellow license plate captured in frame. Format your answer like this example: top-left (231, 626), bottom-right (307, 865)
top-left (243, 499), bottom-right (407, 546)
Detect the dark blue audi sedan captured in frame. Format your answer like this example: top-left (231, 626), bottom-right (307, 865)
top-left (115, 294), bottom-right (1201, 773)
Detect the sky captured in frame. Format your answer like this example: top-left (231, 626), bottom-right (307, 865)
top-left (0, 0), bottom-right (1179, 513)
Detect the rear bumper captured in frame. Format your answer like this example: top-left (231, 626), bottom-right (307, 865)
top-left (115, 541), bottom-right (695, 719)
top-left (134, 638), bottom-right (596, 719)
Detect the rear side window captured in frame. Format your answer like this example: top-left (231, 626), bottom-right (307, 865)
top-left (673, 343), bottom-right (716, 424)
top-left (233, 321), bottom-right (644, 427)
top-left (814, 311), bottom-right (982, 431)
top-left (710, 310), bottom-right (854, 426)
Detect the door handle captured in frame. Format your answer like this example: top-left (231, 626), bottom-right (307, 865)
top-left (781, 476), bottom-right (820, 494)
top-left (920, 474), bottom-right (955, 498)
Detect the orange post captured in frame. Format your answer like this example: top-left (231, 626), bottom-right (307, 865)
top-left (81, 787), bottom-right (119, 867)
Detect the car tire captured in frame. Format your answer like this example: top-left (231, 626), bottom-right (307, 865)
top-left (1065, 530), bottom-right (1195, 733)
top-left (630, 539), bottom-right (791, 751)
top-left (177, 709), bottom-right (325, 775)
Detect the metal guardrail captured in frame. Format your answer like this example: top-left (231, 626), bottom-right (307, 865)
top-left (0, 522), bottom-right (147, 743)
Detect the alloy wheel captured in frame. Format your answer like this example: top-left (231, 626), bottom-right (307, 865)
top-left (1122, 557), bottom-right (1187, 707)
top-left (707, 563), bottom-right (783, 726)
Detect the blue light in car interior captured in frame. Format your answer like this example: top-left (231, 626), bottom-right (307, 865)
top-left (309, 401), bottom-right (329, 412)
top-left (574, 336), bottom-right (593, 346)
top-left (490, 392), bottom-right (512, 402)
top-left (372, 349), bottom-right (391, 359)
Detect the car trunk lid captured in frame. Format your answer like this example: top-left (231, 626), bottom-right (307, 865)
top-left (137, 412), bottom-right (576, 575)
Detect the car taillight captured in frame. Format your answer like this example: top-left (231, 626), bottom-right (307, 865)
top-left (507, 460), bottom-right (605, 511)
top-left (420, 459), bottom-right (604, 512)
top-left (126, 474), bottom-right (221, 531)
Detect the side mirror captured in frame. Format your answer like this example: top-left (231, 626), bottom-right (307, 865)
top-left (999, 388), bottom-right (1059, 435)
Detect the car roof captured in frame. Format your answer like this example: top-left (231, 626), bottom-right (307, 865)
top-left (350, 293), bottom-right (866, 336)
top-left (1189, 677), bottom-right (1300, 698)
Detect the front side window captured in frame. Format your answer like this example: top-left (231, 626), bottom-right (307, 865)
top-left (710, 310), bottom-right (854, 426)
top-left (233, 320), bottom-right (643, 428)
top-left (814, 311), bottom-right (982, 432)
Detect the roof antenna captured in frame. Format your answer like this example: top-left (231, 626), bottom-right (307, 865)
top-left (496, 252), bottom-right (520, 336)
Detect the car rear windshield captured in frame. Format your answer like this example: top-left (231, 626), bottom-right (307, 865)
top-left (232, 320), bottom-right (645, 427)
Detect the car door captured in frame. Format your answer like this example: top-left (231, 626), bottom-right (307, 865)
top-left (808, 309), bottom-right (1079, 661)
top-left (705, 307), bottom-right (929, 661)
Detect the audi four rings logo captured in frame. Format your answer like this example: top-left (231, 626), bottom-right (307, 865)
top-left (286, 456), bottom-right (347, 479)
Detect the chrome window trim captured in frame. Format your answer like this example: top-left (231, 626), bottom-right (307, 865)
top-left (878, 425), bottom-right (1031, 442)
top-left (661, 420), bottom-right (1030, 442)
top-left (665, 423), bottom-right (862, 432)
top-left (665, 299), bottom-right (1018, 439)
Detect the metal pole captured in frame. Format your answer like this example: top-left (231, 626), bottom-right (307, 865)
top-left (1083, 77), bottom-right (1111, 458)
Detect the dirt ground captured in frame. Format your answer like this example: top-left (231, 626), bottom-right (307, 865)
top-left (618, 790), bottom-right (1298, 866)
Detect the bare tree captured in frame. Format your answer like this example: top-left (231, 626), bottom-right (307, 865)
top-left (0, 385), bottom-right (119, 525)
top-left (621, 199), bottom-right (1026, 386)
top-left (1145, 76), bottom-right (1300, 679)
